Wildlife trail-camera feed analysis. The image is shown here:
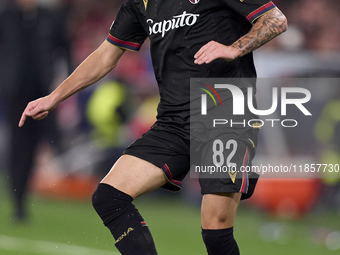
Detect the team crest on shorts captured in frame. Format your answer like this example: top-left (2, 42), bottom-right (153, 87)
top-left (189, 0), bottom-right (200, 4)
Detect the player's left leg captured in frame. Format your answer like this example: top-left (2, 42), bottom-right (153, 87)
top-left (196, 136), bottom-right (258, 255)
top-left (201, 192), bottom-right (241, 255)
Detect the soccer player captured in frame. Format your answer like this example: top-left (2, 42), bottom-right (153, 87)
top-left (19, 0), bottom-right (287, 254)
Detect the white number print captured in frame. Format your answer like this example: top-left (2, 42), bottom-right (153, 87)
top-left (212, 139), bottom-right (238, 167)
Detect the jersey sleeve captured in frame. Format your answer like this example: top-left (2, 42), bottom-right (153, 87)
top-left (223, 0), bottom-right (276, 23)
top-left (107, 0), bottom-right (148, 51)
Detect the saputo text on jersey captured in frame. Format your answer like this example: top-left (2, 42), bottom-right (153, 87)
top-left (147, 11), bottom-right (200, 38)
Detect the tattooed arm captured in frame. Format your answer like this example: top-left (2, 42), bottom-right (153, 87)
top-left (194, 7), bottom-right (287, 64)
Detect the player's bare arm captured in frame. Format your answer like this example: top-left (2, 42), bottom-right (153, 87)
top-left (194, 7), bottom-right (287, 64)
top-left (19, 41), bottom-right (125, 127)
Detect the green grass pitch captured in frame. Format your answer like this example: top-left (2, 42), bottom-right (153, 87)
top-left (0, 178), bottom-right (339, 255)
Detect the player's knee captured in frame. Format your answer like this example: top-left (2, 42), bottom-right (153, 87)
top-left (203, 209), bottom-right (233, 229)
top-left (92, 183), bottom-right (158, 254)
top-left (92, 183), bottom-right (135, 226)
top-left (92, 185), bottom-right (107, 211)
top-left (204, 216), bottom-right (230, 229)
top-left (214, 213), bottom-right (229, 224)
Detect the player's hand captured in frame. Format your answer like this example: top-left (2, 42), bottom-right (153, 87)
top-left (18, 96), bottom-right (57, 127)
top-left (194, 41), bottom-right (241, 65)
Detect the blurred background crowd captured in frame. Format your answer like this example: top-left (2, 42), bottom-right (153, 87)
top-left (0, 0), bottom-right (340, 254)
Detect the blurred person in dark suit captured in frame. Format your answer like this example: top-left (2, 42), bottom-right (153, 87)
top-left (0, 0), bottom-right (72, 221)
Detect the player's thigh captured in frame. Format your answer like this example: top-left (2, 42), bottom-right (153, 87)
top-left (201, 192), bottom-right (241, 229)
top-left (101, 154), bottom-right (167, 198)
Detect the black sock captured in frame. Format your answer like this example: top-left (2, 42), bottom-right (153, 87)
top-left (202, 227), bottom-right (240, 255)
top-left (92, 183), bottom-right (158, 255)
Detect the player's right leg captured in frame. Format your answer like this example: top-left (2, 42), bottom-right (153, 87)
top-left (100, 154), bottom-right (168, 198)
top-left (92, 126), bottom-right (190, 255)
top-left (92, 155), bottom-right (166, 255)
